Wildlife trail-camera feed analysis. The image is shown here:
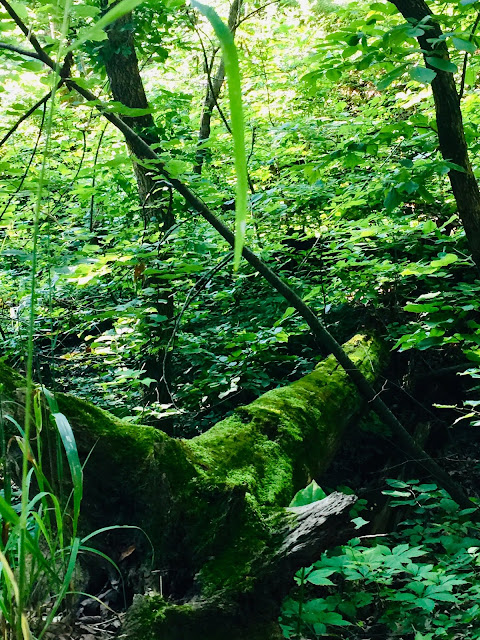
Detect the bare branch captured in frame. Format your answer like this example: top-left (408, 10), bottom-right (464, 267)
top-left (0, 88), bottom-right (59, 149)
top-left (0, 0), bottom-right (55, 69)
top-left (459, 9), bottom-right (480, 101)
top-left (0, 41), bottom-right (43, 60)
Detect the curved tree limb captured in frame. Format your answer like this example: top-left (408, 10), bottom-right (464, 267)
top-left (0, 41), bottom-right (43, 60)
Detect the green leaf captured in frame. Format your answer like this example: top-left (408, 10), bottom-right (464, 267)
top-left (306, 569), bottom-right (336, 586)
top-left (451, 37), bottom-right (476, 53)
top-left (425, 57), bottom-right (458, 73)
top-left (416, 597), bottom-right (436, 612)
top-left (465, 66), bottom-right (477, 85)
top-left (404, 303), bottom-right (439, 313)
top-left (69, 0), bottom-right (145, 52)
top-left (192, 0), bottom-right (248, 271)
top-left (377, 64), bottom-right (407, 90)
top-left (43, 388), bottom-right (83, 534)
top-left (430, 253), bottom-right (458, 268)
top-left (321, 612), bottom-right (351, 626)
top-left (409, 66), bottom-right (437, 84)
top-left (352, 516), bottom-right (369, 529)
top-left (289, 480), bottom-right (326, 507)
top-left (71, 5), bottom-right (100, 18)
top-left (384, 188), bottom-right (401, 211)
top-left (326, 68), bottom-right (342, 82)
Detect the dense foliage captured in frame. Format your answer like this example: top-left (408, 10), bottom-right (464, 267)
top-left (1, 0), bottom-right (480, 636)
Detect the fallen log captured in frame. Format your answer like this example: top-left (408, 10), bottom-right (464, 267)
top-left (1, 334), bottom-right (384, 637)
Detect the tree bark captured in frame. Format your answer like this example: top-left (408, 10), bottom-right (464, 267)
top-left (193, 0), bottom-right (243, 174)
top-left (2, 335), bottom-right (385, 638)
top-left (389, 0), bottom-right (480, 269)
top-left (100, 5), bottom-right (170, 226)
top-left (99, 3), bottom-right (175, 402)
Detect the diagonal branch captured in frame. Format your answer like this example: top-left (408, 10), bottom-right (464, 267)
top-left (0, 0), bottom-right (55, 69)
top-left (0, 87), bottom-right (61, 149)
top-left (0, 41), bottom-right (43, 60)
top-left (0, 0), bottom-right (473, 510)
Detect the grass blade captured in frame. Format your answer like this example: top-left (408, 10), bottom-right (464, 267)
top-left (191, 0), bottom-right (248, 270)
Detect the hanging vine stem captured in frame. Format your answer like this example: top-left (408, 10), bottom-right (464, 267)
top-left (458, 8), bottom-right (480, 101)
top-left (161, 250), bottom-right (234, 411)
top-left (89, 123), bottom-right (108, 232)
top-left (0, 0), bottom-right (474, 511)
top-left (0, 98), bottom-right (47, 223)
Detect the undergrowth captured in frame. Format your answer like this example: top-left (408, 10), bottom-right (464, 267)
top-left (281, 480), bottom-right (480, 640)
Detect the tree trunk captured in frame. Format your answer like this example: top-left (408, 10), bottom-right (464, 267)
top-left (99, 3), bottom-right (175, 402)
top-left (2, 334), bottom-right (386, 638)
top-left (389, 0), bottom-right (480, 269)
top-left (193, 0), bottom-right (243, 174)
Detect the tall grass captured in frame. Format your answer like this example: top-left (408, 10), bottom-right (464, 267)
top-left (0, 389), bottom-right (84, 639)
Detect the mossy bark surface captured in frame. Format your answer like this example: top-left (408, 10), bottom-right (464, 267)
top-left (0, 335), bottom-right (386, 638)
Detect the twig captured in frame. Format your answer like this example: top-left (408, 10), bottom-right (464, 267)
top-left (0, 87), bottom-right (59, 148)
top-left (0, 99), bottom-right (47, 223)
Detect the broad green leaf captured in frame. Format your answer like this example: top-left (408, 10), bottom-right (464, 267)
top-left (430, 253), bottom-right (458, 268)
top-left (326, 68), bottom-right (342, 82)
top-left (10, 0), bottom-right (28, 21)
top-left (289, 480), bottom-right (326, 507)
top-left (451, 37), bottom-right (476, 53)
top-left (352, 516), bottom-right (369, 529)
top-left (71, 5), bottom-right (100, 18)
top-left (192, 0), bottom-right (248, 270)
top-left (416, 597), bottom-right (436, 612)
top-left (321, 612), bottom-right (351, 626)
top-left (384, 188), bottom-right (401, 211)
top-left (306, 569), bottom-right (336, 586)
top-left (409, 66), bottom-right (437, 84)
top-left (465, 66), bottom-right (477, 85)
top-left (422, 220), bottom-right (437, 233)
top-left (404, 303), bottom-right (439, 313)
top-left (426, 56), bottom-right (458, 73)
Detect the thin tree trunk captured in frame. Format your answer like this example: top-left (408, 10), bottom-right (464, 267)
top-left (100, 4), bottom-right (175, 403)
top-left (390, 0), bottom-right (480, 269)
top-left (193, 0), bottom-right (242, 174)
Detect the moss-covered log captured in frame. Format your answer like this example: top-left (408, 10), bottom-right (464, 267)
top-left (0, 334), bottom-right (386, 638)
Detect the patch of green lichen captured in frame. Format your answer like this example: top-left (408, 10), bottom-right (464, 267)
top-left (184, 335), bottom-right (386, 510)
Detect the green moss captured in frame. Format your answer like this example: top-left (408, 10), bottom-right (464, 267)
top-left (125, 593), bottom-right (284, 640)
top-left (184, 334), bottom-right (386, 509)
top-left (54, 393), bottom-right (198, 557)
